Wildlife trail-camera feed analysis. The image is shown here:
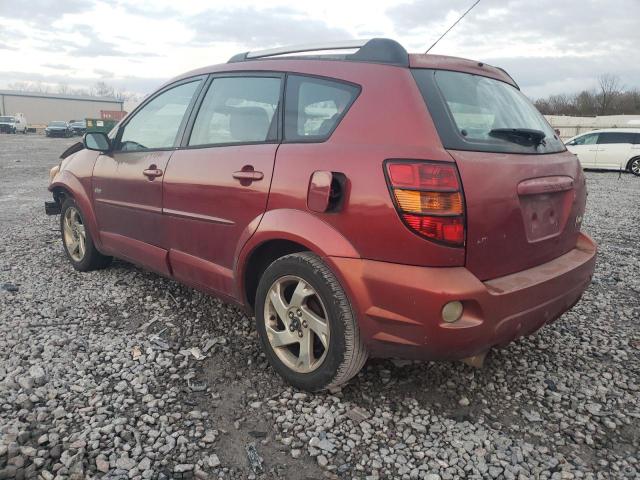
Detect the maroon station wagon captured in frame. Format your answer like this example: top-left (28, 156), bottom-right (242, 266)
top-left (46, 39), bottom-right (596, 391)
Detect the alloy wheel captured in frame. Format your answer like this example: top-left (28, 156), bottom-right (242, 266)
top-left (263, 275), bottom-right (330, 373)
top-left (631, 158), bottom-right (640, 175)
top-left (63, 206), bottom-right (86, 262)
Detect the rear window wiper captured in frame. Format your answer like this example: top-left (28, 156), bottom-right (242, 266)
top-left (489, 128), bottom-right (546, 146)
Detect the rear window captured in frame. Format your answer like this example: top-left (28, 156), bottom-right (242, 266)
top-left (284, 75), bottom-right (359, 142)
top-left (412, 69), bottom-right (565, 154)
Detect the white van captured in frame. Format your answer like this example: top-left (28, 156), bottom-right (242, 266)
top-left (565, 128), bottom-right (640, 176)
top-left (0, 113), bottom-right (28, 134)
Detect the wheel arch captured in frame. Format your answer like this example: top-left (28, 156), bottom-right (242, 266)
top-left (626, 155), bottom-right (640, 172)
top-left (49, 171), bottom-right (103, 251)
top-left (235, 208), bottom-right (360, 312)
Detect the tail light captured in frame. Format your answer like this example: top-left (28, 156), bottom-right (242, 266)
top-left (385, 160), bottom-right (465, 246)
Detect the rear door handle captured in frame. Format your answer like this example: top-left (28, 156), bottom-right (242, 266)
top-left (143, 165), bottom-right (163, 179)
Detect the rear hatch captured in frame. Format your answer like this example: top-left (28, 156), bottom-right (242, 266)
top-left (412, 67), bottom-right (586, 281)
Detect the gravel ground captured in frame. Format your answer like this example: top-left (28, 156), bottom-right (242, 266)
top-left (0, 134), bottom-right (638, 480)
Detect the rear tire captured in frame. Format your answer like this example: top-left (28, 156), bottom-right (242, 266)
top-left (255, 252), bottom-right (367, 391)
top-left (60, 197), bottom-right (112, 271)
top-left (628, 157), bottom-right (640, 177)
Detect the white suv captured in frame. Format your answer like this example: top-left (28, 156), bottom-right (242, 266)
top-left (565, 128), bottom-right (640, 176)
top-left (0, 113), bottom-right (28, 134)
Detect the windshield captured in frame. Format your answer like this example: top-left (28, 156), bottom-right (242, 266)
top-left (0, 116), bottom-right (15, 122)
top-left (49, 121), bottom-right (66, 127)
top-left (412, 69), bottom-right (565, 154)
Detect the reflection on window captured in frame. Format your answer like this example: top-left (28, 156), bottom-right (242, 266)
top-left (119, 80), bottom-right (201, 151)
top-left (189, 77), bottom-right (281, 146)
top-left (434, 70), bottom-right (555, 141)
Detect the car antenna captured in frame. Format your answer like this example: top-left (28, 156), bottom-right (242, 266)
top-left (425, 0), bottom-right (482, 53)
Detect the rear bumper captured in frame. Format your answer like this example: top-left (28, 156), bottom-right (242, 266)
top-left (329, 233), bottom-right (596, 360)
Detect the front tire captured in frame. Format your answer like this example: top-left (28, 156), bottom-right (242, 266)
top-left (629, 157), bottom-right (640, 177)
top-left (255, 252), bottom-right (367, 391)
top-left (60, 197), bottom-right (112, 271)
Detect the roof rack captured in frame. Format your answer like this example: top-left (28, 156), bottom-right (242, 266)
top-left (227, 38), bottom-right (409, 67)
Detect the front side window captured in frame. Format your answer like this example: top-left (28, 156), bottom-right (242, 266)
top-left (189, 77), bottom-right (281, 146)
top-left (118, 80), bottom-right (201, 151)
top-left (284, 75), bottom-right (359, 142)
top-left (571, 133), bottom-right (599, 145)
top-left (597, 132), bottom-right (634, 144)
top-left (413, 69), bottom-right (565, 154)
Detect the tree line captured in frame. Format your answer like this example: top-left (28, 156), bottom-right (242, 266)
top-left (534, 74), bottom-right (640, 116)
top-left (6, 80), bottom-right (141, 103)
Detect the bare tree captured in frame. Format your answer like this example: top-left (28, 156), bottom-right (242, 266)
top-left (92, 81), bottom-right (115, 98)
top-left (7, 81), bottom-right (30, 91)
top-left (534, 76), bottom-right (640, 116)
top-left (596, 74), bottom-right (621, 115)
top-left (57, 83), bottom-right (71, 95)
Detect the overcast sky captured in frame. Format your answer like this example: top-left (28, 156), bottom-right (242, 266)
top-left (1, 0), bottom-right (638, 99)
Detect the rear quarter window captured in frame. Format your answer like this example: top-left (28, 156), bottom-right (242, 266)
top-left (284, 75), bottom-right (360, 142)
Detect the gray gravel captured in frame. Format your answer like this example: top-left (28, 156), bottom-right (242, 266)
top-left (1, 134), bottom-right (639, 479)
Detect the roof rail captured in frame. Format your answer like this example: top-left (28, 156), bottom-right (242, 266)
top-left (227, 38), bottom-right (409, 67)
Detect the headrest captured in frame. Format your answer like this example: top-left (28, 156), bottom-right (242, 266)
top-left (229, 107), bottom-right (270, 142)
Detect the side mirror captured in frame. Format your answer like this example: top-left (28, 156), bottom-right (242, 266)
top-left (84, 132), bottom-right (111, 152)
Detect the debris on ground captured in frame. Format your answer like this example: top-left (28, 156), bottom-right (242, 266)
top-left (245, 443), bottom-right (264, 475)
top-left (131, 345), bottom-right (142, 360)
top-left (1, 282), bottom-right (18, 292)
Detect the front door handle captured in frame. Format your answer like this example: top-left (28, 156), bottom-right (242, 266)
top-left (232, 166), bottom-right (264, 185)
top-left (143, 165), bottom-right (163, 180)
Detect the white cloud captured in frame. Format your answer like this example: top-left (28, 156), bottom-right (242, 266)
top-left (0, 0), bottom-right (637, 98)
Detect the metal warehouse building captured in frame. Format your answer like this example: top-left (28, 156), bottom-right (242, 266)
top-left (0, 90), bottom-right (124, 125)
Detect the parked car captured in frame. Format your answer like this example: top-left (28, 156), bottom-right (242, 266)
top-left (46, 39), bottom-right (596, 391)
top-left (565, 128), bottom-right (640, 176)
top-left (45, 121), bottom-right (73, 137)
top-left (0, 114), bottom-right (28, 134)
top-left (70, 120), bottom-right (87, 136)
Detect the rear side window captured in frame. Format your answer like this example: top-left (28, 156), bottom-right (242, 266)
top-left (412, 69), bottom-right (565, 154)
top-left (634, 133), bottom-right (640, 144)
top-left (189, 76), bottom-right (281, 146)
top-left (284, 75), bottom-right (359, 142)
top-left (597, 132), bottom-right (635, 144)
